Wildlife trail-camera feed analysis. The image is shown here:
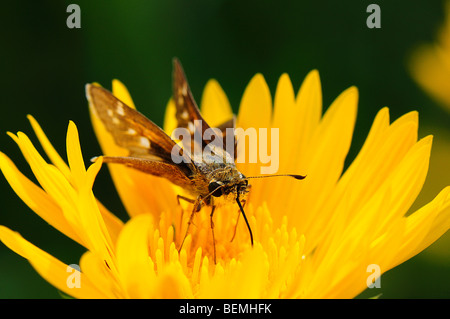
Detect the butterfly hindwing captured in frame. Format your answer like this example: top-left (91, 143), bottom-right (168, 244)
top-left (172, 58), bottom-right (237, 161)
top-left (96, 155), bottom-right (193, 188)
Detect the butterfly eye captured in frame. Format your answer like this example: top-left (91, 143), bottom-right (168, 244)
top-left (208, 182), bottom-right (223, 197)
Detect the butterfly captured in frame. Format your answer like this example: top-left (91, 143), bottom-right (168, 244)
top-left (85, 58), bottom-right (305, 263)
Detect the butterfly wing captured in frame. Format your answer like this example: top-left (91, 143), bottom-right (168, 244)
top-left (91, 155), bottom-right (193, 188)
top-left (172, 58), bottom-right (211, 142)
top-left (86, 84), bottom-right (195, 185)
top-left (172, 58), bottom-right (237, 162)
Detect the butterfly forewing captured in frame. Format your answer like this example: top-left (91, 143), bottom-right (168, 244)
top-left (86, 84), bottom-right (195, 183)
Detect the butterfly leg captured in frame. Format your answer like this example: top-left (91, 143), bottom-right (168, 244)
top-left (176, 195), bottom-right (196, 243)
top-left (230, 198), bottom-right (246, 242)
top-left (210, 205), bottom-right (217, 264)
top-left (178, 195), bottom-right (203, 254)
top-left (176, 194), bottom-right (196, 205)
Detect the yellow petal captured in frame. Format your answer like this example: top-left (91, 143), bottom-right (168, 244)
top-left (272, 73), bottom-right (296, 129)
top-left (304, 135), bottom-right (436, 298)
top-left (260, 70), bottom-right (323, 223)
top-left (200, 79), bottom-right (233, 127)
top-left (283, 86), bottom-right (358, 236)
top-left (377, 135), bottom-right (432, 229)
top-left (294, 69), bottom-right (323, 152)
top-left (0, 152), bottom-right (82, 244)
top-left (66, 121), bottom-right (86, 189)
top-left (112, 79), bottom-right (136, 109)
top-left (334, 111), bottom-right (420, 226)
top-left (260, 74), bottom-right (295, 203)
top-left (397, 186), bottom-right (450, 266)
top-left (236, 73), bottom-right (272, 179)
top-left (410, 45), bottom-right (450, 110)
top-left (153, 263), bottom-right (193, 298)
top-left (9, 131), bottom-right (84, 236)
top-left (95, 200), bottom-right (124, 247)
top-left (237, 73), bottom-right (272, 131)
top-left (116, 214), bottom-right (156, 298)
top-left (0, 226), bottom-right (104, 298)
top-left (77, 157), bottom-right (116, 272)
top-left (197, 244), bottom-right (269, 298)
top-left (27, 115), bottom-right (72, 183)
top-left (163, 98), bottom-right (177, 136)
top-left (79, 251), bottom-right (120, 298)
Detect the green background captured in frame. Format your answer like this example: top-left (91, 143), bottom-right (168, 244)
top-left (0, 0), bottom-right (449, 298)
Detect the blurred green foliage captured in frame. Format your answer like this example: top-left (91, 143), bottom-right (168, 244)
top-left (0, 0), bottom-right (449, 298)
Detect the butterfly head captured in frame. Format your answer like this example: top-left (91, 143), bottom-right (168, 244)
top-left (206, 166), bottom-right (250, 201)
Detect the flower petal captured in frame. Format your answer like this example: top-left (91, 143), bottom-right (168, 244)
top-left (237, 73), bottom-right (272, 130)
top-left (200, 79), bottom-right (233, 127)
top-left (259, 73), bottom-right (296, 203)
top-left (79, 251), bottom-right (120, 298)
top-left (236, 73), bottom-right (273, 179)
top-left (27, 115), bottom-right (72, 183)
top-left (260, 71), bottom-right (322, 215)
top-left (197, 244), bottom-right (269, 298)
top-left (115, 214), bottom-right (156, 298)
top-left (0, 226), bottom-right (104, 298)
top-left (77, 157), bottom-right (117, 273)
top-left (0, 151), bottom-right (82, 244)
top-left (163, 98), bottom-right (177, 136)
top-left (313, 110), bottom-right (420, 251)
top-left (397, 186), bottom-right (450, 266)
top-left (8, 131), bottom-right (84, 239)
top-left (282, 86), bottom-right (358, 235)
top-left (66, 121), bottom-right (86, 190)
top-left (112, 79), bottom-right (136, 109)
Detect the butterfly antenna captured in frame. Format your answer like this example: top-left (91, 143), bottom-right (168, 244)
top-left (246, 174), bottom-right (306, 180)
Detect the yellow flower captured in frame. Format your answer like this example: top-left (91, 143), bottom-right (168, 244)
top-left (409, 0), bottom-right (450, 112)
top-left (1, 70), bottom-right (450, 298)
